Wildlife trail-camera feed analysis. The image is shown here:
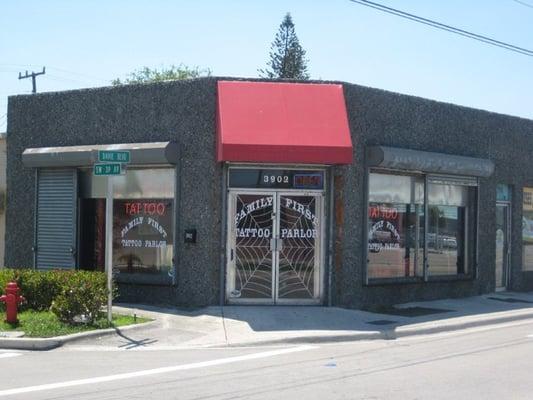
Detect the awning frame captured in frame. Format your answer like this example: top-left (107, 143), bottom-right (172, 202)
top-left (22, 141), bottom-right (179, 168)
top-left (366, 146), bottom-right (494, 178)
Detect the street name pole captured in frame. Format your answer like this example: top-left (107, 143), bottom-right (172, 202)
top-left (94, 149), bottom-right (130, 324)
top-left (105, 176), bottom-right (114, 323)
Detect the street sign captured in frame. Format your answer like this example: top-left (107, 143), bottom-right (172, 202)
top-left (93, 163), bottom-right (123, 176)
top-left (98, 150), bottom-right (130, 163)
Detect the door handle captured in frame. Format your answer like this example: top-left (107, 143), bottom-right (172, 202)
top-left (230, 249), bottom-right (234, 261)
top-left (270, 238), bottom-right (283, 252)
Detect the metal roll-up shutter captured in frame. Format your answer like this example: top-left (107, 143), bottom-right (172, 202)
top-left (35, 169), bottom-right (77, 269)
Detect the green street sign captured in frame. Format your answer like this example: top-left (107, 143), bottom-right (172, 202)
top-left (98, 150), bottom-right (130, 163)
top-left (93, 163), bottom-right (123, 176)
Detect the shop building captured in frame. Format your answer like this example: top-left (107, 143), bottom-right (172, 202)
top-left (0, 134), bottom-right (6, 267)
top-left (5, 78), bottom-right (533, 308)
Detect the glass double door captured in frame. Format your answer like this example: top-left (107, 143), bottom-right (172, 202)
top-left (227, 191), bottom-right (323, 304)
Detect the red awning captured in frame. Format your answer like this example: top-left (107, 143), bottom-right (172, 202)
top-left (216, 81), bottom-right (353, 164)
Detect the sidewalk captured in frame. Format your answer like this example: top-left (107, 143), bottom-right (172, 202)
top-left (92, 291), bottom-right (533, 348)
top-left (3, 291), bottom-right (533, 350)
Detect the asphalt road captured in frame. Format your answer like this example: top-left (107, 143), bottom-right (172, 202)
top-left (1, 321), bottom-right (533, 399)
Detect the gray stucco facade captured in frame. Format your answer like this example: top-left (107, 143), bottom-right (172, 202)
top-left (6, 77), bottom-right (533, 309)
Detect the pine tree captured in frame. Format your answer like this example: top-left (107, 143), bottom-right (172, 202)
top-left (260, 13), bottom-right (310, 80)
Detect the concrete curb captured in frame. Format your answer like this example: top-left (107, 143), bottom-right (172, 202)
top-left (0, 320), bottom-right (157, 351)
top-left (222, 308), bottom-right (533, 347)
top-left (4, 304), bottom-right (533, 350)
top-left (393, 309), bottom-right (533, 339)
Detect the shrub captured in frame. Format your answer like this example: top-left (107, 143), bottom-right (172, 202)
top-left (50, 271), bottom-right (108, 324)
top-left (14, 270), bottom-right (64, 311)
top-left (0, 269), bottom-right (15, 311)
top-left (0, 268), bottom-right (110, 324)
top-left (0, 269), bottom-right (15, 294)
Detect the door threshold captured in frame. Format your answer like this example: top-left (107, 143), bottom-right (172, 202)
top-left (226, 301), bottom-right (323, 306)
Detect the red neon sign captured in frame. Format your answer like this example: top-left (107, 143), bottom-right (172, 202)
top-left (368, 205), bottom-right (398, 220)
top-left (124, 202), bottom-right (166, 216)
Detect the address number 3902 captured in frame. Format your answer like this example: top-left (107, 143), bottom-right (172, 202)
top-left (263, 175), bottom-right (289, 184)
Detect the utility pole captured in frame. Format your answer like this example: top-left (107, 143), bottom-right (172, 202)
top-left (18, 67), bottom-right (46, 94)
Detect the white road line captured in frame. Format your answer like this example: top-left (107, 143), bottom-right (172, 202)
top-left (62, 344), bottom-right (296, 352)
top-left (0, 345), bottom-right (315, 397)
top-left (0, 353), bottom-right (21, 359)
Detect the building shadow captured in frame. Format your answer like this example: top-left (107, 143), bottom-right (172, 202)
top-left (115, 291), bottom-right (533, 337)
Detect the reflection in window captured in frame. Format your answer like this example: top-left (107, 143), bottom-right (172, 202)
top-left (427, 205), bottom-right (466, 275)
top-left (367, 172), bottom-right (477, 280)
top-left (113, 199), bottom-right (174, 282)
top-left (367, 173), bottom-right (424, 278)
top-left (427, 182), bottom-right (474, 276)
top-left (78, 167), bottom-right (175, 285)
top-left (522, 187), bottom-right (533, 271)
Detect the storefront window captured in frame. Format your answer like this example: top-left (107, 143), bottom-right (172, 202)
top-left (427, 182), bottom-right (472, 276)
top-left (522, 187), bottom-right (533, 271)
top-left (113, 199), bottom-right (173, 282)
top-left (367, 172), bottom-right (477, 280)
top-left (367, 173), bottom-right (424, 279)
top-left (78, 168), bottom-right (175, 284)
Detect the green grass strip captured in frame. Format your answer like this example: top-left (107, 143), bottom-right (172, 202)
top-left (0, 311), bottom-right (151, 338)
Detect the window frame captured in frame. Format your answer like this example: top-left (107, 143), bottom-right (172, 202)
top-left (365, 168), bottom-right (478, 285)
top-left (77, 165), bottom-right (178, 286)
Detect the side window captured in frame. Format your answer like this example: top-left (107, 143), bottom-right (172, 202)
top-left (522, 187), bottom-right (533, 271)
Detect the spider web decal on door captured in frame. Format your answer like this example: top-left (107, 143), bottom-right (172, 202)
top-left (277, 196), bottom-right (319, 299)
top-left (233, 194), bottom-right (274, 299)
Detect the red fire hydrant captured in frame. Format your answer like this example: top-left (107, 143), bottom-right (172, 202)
top-left (0, 282), bottom-right (25, 324)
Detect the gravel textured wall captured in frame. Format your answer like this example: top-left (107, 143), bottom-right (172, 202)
top-left (7, 78), bottom-right (221, 307)
top-left (340, 83), bottom-right (533, 309)
top-left (6, 77), bottom-right (533, 308)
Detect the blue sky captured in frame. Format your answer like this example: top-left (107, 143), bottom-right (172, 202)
top-left (1, 0), bottom-right (533, 131)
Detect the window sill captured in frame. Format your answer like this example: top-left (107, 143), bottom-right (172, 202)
top-left (366, 273), bottom-right (473, 286)
top-left (426, 274), bottom-right (473, 282)
top-left (116, 273), bottom-right (173, 286)
top-left (366, 276), bottom-right (423, 286)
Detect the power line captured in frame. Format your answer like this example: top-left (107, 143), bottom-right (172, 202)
top-left (0, 64), bottom-right (108, 83)
top-left (46, 73), bottom-right (103, 86)
top-left (348, 0), bottom-right (533, 57)
top-left (47, 67), bottom-right (108, 83)
top-left (512, 0), bottom-right (533, 9)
